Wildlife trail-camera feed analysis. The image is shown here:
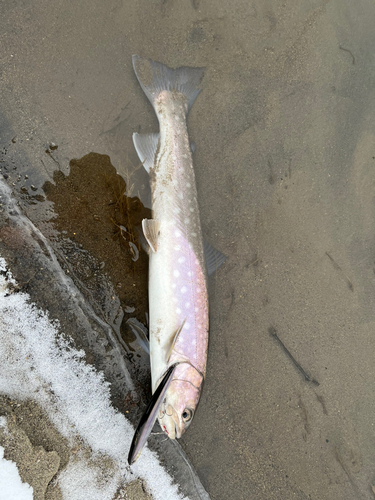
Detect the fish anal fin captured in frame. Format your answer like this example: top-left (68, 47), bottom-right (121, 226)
top-left (133, 132), bottom-right (159, 174)
top-left (142, 219), bottom-right (160, 253)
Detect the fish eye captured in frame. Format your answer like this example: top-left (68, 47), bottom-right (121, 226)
top-left (182, 408), bottom-right (193, 422)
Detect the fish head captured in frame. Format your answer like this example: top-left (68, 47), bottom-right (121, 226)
top-left (157, 363), bottom-right (203, 439)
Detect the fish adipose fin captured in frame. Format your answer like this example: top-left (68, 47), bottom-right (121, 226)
top-left (132, 55), bottom-right (205, 112)
top-left (142, 218), bottom-right (160, 252)
top-left (128, 364), bottom-right (177, 465)
top-left (204, 239), bottom-right (226, 276)
top-left (133, 132), bottom-right (159, 174)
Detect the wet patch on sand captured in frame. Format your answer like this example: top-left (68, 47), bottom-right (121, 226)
top-left (43, 153), bottom-right (152, 401)
top-left (43, 153), bottom-right (149, 319)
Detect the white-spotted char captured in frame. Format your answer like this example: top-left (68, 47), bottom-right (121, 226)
top-left (129, 55), bottom-right (224, 465)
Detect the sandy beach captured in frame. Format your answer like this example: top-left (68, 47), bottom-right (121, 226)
top-left (1, 0), bottom-right (375, 499)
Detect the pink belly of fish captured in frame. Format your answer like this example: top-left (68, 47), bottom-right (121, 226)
top-left (148, 216), bottom-right (208, 392)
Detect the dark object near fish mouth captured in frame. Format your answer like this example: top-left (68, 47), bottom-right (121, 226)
top-left (128, 364), bottom-right (177, 465)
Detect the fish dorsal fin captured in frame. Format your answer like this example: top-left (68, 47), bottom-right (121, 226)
top-left (133, 132), bottom-right (159, 174)
top-left (142, 219), bottom-right (160, 253)
top-left (128, 364), bottom-right (177, 465)
top-left (166, 319), bottom-right (186, 362)
top-left (203, 239), bottom-right (226, 276)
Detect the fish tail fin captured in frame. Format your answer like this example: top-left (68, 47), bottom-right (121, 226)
top-left (132, 55), bottom-right (205, 113)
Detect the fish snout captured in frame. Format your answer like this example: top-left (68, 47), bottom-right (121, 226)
top-left (159, 416), bottom-right (177, 439)
top-left (158, 407), bottom-right (181, 439)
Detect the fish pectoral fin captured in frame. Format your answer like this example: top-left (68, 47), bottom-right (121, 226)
top-left (166, 319), bottom-right (186, 362)
top-left (203, 239), bottom-right (227, 276)
top-left (142, 219), bottom-right (160, 253)
top-left (133, 132), bottom-right (159, 174)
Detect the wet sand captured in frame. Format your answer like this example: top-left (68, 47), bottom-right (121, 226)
top-left (2, 0), bottom-right (375, 498)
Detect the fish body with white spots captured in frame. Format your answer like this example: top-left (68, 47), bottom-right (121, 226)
top-left (130, 55), bottom-right (211, 449)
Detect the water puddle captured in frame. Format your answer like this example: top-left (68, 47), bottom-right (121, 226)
top-left (43, 153), bottom-right (152, 398)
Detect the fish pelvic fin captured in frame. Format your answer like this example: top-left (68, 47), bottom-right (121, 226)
top-left (126, 318), bottom-right (149, 354)
top-left (132, 55), bottom-right (205, 113)
top-left (142, 219), bottom-right (160, 253)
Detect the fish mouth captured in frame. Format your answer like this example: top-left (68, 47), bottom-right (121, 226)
top-left (159, 414), bottom-right (180, 439)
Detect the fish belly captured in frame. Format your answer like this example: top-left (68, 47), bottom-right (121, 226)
top-left (149, 116), bottom-right (208, 393)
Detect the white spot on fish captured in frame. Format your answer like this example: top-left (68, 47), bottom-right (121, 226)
top-left (192, 232), bottom-right (197, 237)
top-left (174, 270), bottom-right (180, 277)
top-left (187, 271), bottom-right (192, 277)
top-left (176, 308), bottom-right (181, 314)
top-left (197, 287), bottom-right (201, 292)
top-left (174, 229), bottom-right (181, 238)
top-left (186, 183), bottom-right (191, 188)
top-left (172, 283), bottom-right (176, 289)
top-left (178, 193), bottom-right (184, 200)
top-left (183, 153), bottom-right (188, 159)
top-left (186, 302), bottom-right (190, 308)
top-left (174, 207), bottom-right (181, 214)
top-left (184, 322), bottom-right (190, 330)
top-left (184, 218), bottom-right (190, 224)
top-left (181, 286), bottom-right (187, 294)
top-left (174, 244), bottom-right (181, 251)
top-left (195, 307), bottom-right (199, 312)
top-left (190, 207), bottom-right (194, 212)
top-left (178, 256), bottom-right (186, 263)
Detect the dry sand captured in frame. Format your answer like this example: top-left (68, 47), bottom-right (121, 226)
top-left (1, 0), bottom-right (375, 499)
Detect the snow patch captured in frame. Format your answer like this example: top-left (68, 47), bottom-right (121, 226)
top-left (0, 257), bottom-right (188, 500)
top-left (0, 446), bottom-right (33, 500)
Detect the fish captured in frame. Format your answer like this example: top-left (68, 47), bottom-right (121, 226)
top-left (128, 55), bottom-right (225, 465)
